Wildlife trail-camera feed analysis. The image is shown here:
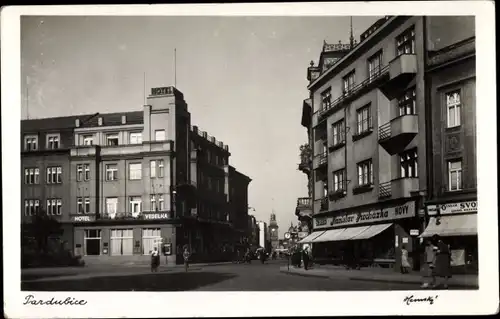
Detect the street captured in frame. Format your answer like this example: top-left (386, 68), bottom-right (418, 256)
top-left (21, 260), bottom-right (450, 291)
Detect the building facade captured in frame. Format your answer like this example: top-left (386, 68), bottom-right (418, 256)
top-left (21, 86), bottom-right (250, 265)
top-left (420, 16), bottom-right (477, 272)
top-left (302, 16), bottom-right (427, 271)
top-left (257, 221), bottom-right (268, 250)
top-left (268, 213), bottom-right (279, 251)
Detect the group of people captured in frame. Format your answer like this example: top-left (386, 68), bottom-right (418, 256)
top-left (150, 246), bottom-right (191, 272)
top-left (290, 247), bottom-right (312, 270)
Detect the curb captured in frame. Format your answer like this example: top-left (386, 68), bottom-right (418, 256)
top-left (348, 277), bottom-right (478, 289)
top-left (279, 269), bottom-right (329, 279)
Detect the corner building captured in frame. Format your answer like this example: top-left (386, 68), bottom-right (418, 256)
top-left (22, 86), bottom-right (250, 265)
top-left (301, 16), bottom-right (427, 271)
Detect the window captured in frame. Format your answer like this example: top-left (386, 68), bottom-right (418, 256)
top-left (321, 88), bottom-right (332, 110)
top-left (322, 179), bottom-right (328, 197)
top-left (357, 160), bottom-right (373, 186)
top-left (105, 164), bottom-right (118, 181)
top-left (448, 160), bottom-right (462, 191)
top-left (110, 229), bottom-right (134, 256)
top-left (396, 27), bottom-right (415, 55)
top-left (83, 135), bottom-right (94, 146)
top-left (398, 87), bottom-right (417, 116)
top-left (446, 91), bottom-right (461, 128)
top-left (85, 197), bottom-right (91, 213)
top-left (24, 168), bottom-right (39, 184)
top-left (368, 51), bottom-right (383, 80)
top-left (106, 133), bottom-right (119, 146)
top-left (150, 194), bottom-right (165, 211)
top-left (24, 135), bottom-right (38, 151)
top-left (46, 199), bottom-right (59, 215)
top-left (333, 169), bottom-right (346, 192)
top-left (77, 198), bottom-right (84, 214)
top-left (106, 198), bottom-right (118, 217)
top-left (158, 160), bottom-right (164, 177)
top-left (155, 130), bottom-right (166, 141)
top-left (84, 164), bottom-right (90, 181)
top-left (129, 196), bottom-right (142, 217)
top-left (46, 166), bottom-right (62, 184)
top-left (24, 199), bottom-right (39, 216)
top-left (400, 148), bottom-right (418, 178)
top-left (356, 105), bottom-right (372, 135)
top-left (77, 164), bottom-right (90, 182)
top-left (129, 132), bottom-right (142, 144)
top-left (47, 135), bottom-right (60, 149)
top-left (129, 163), bottom-right (142, 180)
top-left (150, 160), bottom-right (157, 178)
top-left (332, 119), bottom-right (345, 146)
top-left (158, 194), bottom-right (164, 211)
top-left (77, 165), bottom-right (83, 182)
top-left (343, 71), bottom-right (356, 93)
top-left (84, 229), bottom-right (102, 256)
top-left (142, 228), bottom-right (161, 255)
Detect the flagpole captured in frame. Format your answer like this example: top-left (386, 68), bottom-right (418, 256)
top-left (174, 48), bottom-right (177, 88)
top-left (143, 72), bottom-right (146, 105)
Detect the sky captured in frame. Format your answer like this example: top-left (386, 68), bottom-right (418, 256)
top-left (21, 15), bottom-right (380, 238)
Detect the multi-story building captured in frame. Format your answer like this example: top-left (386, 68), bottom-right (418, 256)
top-left (257, 221), bottom-right (268, 250)
top-left (247, 215), bottom-right (259, 246)
top-left (228, 166), bottom-right (252, 244)
top-left (420, 16), bottom-right (477, 272)
top-left (301, 16), bottom-right (427, 271)
top-left (21, 86), bottom-right (250, 265)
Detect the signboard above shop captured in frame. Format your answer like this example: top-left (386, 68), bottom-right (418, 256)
top-left (72, 215), bottom-right (96, 222)
top-left (427, 201), bottom-right (477, 216)
top-left (142, 212), bottom-right (171, 220)
top-left (313, 201), bottom-right (416, 229)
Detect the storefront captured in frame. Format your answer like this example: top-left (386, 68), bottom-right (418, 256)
top-left (72, 212), bottom-right (178, 264)
top-left (300, 200), bottom-right (421, 271)
top-left (421, 200), bottom-right (478, 273)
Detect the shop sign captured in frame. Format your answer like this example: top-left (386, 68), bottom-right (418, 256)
top-left (142, 212), bottom-right (171, 220)
top-left (410, 229), bottom-right (420, 236)
top-left (313, 201), bottom-right (415, 229)
top-left (427, 201), bottom-right (477, 216)
top-left (73, 215), bottom-right (96, 222)
top-left (151, 86), bottom-right (173, 96)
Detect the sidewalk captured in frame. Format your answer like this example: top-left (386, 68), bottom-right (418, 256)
top-left (279, 264), bottom-right (478, 288)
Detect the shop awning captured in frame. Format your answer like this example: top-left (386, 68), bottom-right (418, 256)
top-left (332, 225), bottom-right (371, 241)
top-left (419, 214), bottom-right (477, 238)
top-left (297, 231), bottom-right (325, 243)
top-left (350, 223), bottom-right (393, 240)
top-left (311, 228), bottom-right (346, 243)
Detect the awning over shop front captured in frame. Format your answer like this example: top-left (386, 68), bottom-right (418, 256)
top-left (351, 223), bottom-right (393, 240)
top-left (312, 228), bottom-right (346, 243)
top-left (332, 225), bottom-right (371, 241)
top-left (297, 231), bottom-right (325, 243)
top-left (419, 214), bottom-right (477, 238)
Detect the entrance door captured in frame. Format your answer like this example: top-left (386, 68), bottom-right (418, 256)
top-left (84, 229), bottom-right (101, 256)
top-left (110, 229), bottom-right (133, 256)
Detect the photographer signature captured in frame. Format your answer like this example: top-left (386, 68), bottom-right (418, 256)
top-left (403, 295), bottom-right (439, 306)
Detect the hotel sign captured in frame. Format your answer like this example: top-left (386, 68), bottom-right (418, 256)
top-left (142, 212), bottom-right (171, 220)
top-left (314, 201), bottom-right (415, 229)
top-left (151, 87), bottom-right (173, 96)
top-left (73, 215), bottom-right (96, 222)
top-left (427, 201), bottom-right (477, 216)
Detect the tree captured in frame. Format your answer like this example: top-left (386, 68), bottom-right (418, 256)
top-left (25, 209), bottom-right (62, 254)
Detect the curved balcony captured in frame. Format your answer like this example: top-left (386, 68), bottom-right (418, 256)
top-left (295, 197), bottom-right (312, 220)
top-left (378, 115), bottom-right (419, 155)
top-left (378, 178), bottom-right (419, 199)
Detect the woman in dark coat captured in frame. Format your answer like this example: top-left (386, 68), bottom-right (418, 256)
top-left (431, 235), bottom-right (452, 289)
top-left (150, 247), bottom-right (160, 272)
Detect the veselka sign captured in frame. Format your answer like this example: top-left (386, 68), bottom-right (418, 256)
top-left (427, 201), bottom-right (477, 216)
top-left (142, 212), bottom-right (171, 220)
top-left (313, 201), bottom-right (415, 229)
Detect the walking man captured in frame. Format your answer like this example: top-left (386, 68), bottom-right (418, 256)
top-left (302, 248), bottom-right (310, 271)
top-left (183, 246), bottom-right (191, 272)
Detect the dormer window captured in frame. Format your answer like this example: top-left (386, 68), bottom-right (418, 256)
top-left (47, 134), bottom-right (60, 149)
top-left (24, 135), bottom-right (38, 151)
top-left (83, 135), bottom-right (94, 146)
top-left (106, 133), bottom-right (119, 146)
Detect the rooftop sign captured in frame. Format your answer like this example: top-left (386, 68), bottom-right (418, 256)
top-left (151, 87), bottom-right (174, 96)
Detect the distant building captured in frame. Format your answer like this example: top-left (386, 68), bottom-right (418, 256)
top-left (268, 213), bottom-right (279, 251)
top-left (257, 221), bottom-right (268, 250)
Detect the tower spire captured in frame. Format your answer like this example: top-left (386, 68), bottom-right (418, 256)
top-left (349, 16), bottom-right (354, 48)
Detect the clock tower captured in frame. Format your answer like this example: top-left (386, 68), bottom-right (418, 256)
top-left (268, 213), bottom-right (279, 251)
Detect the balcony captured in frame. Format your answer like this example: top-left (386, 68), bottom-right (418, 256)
top-left (380, 54), bottom-right (417, 99)
top-left (313, 151), bottom-right (328, 170)
top-left (328, 188), bottom-right (347, 201)
top-left (391, 178), bottom-right (419, 199)
top-left (378, 115), bottom-right (419, 155)
top-left (378, 181), bottom-right (392, 199)
top-left (316, 65), bottom-right (390, 124)
top-left (70, 146), bottom-right (97, 157)
top-left (295, 197), bottom-right (312, 220)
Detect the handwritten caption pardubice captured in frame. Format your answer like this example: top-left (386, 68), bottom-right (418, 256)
top-left (24, 295), bottom-right (87, 306)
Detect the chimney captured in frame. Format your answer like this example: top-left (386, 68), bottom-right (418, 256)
top-left (75, 119), bottom-right (80, 127)
top-left (98, 117), bottom-right (103, 126)
top-left (121, 115), bottom-right (126, 124)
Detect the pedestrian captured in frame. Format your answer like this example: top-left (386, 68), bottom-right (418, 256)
top-left (400, 245), bottom-right (411, 274)
top-left (150, 247), bottom-right (160, 272)
top-left (183, 246), bottom-right (191, 272)
top-left (421, 239), bottom-right (436, 288)
top-left (302, 248), bottom-right (310, 271)
top-left (430, 235), bottom-right (452, 289)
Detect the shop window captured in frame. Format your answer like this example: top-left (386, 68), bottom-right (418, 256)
top-left (110, 229), bottom-right (133, 256)
top-left (84, 229), bottom-right (102, 256)
top-left (142, 228), bottom-right (162, 255)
